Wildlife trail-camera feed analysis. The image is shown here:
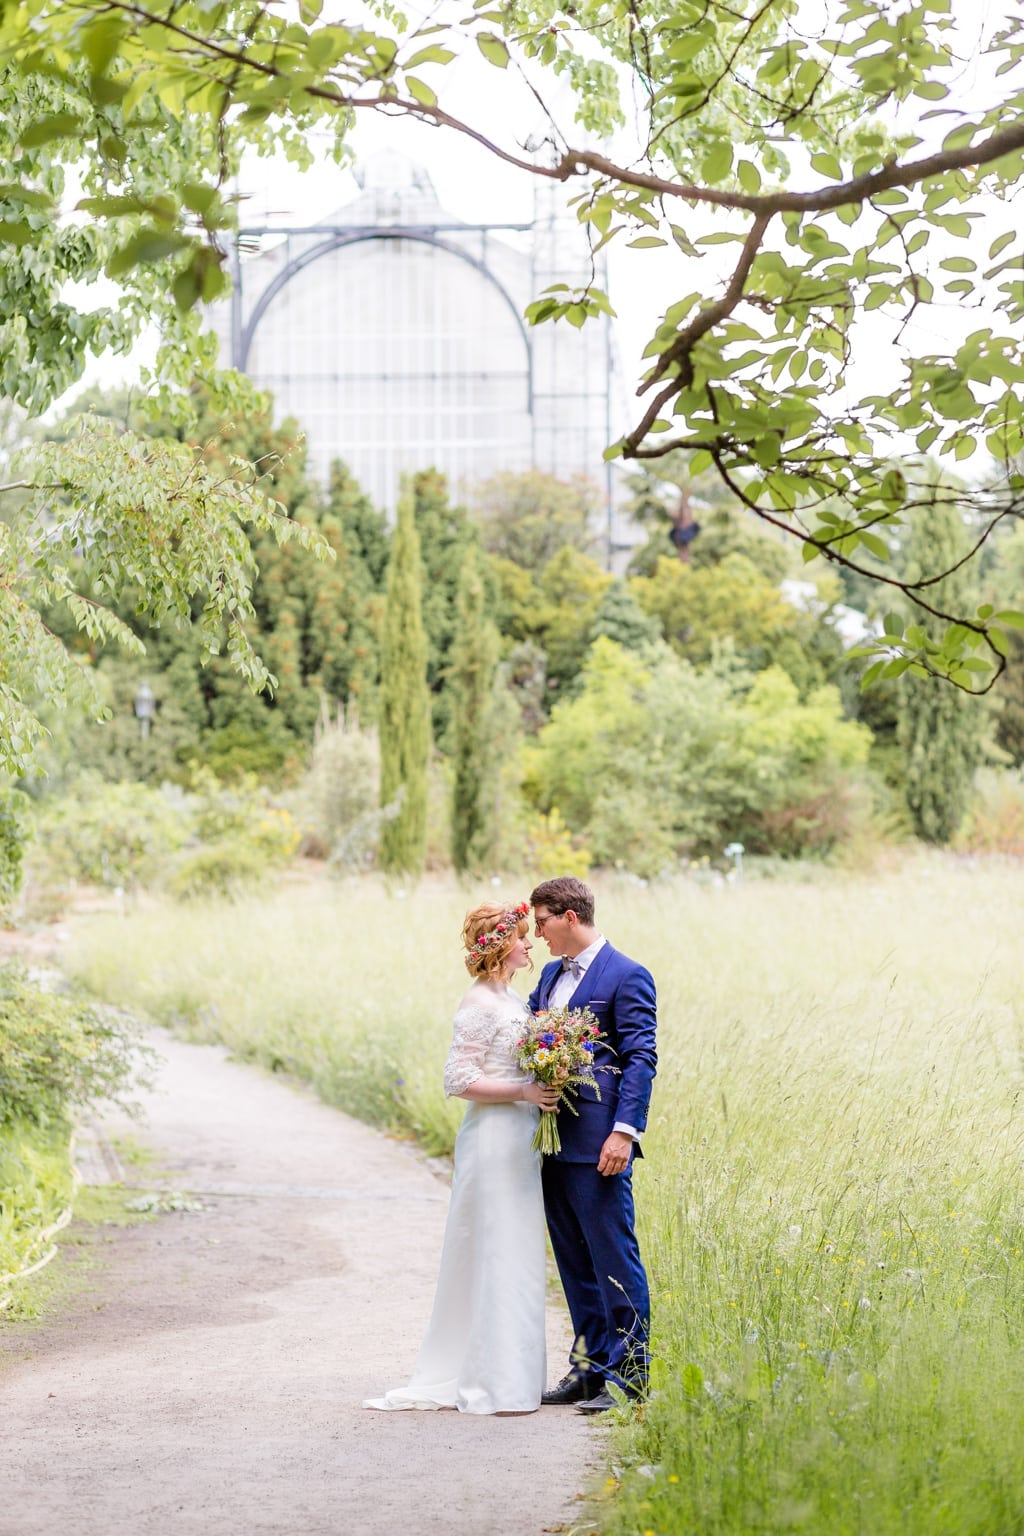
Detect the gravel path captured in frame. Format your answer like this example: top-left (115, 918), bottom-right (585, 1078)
top-left (0, 1028), bottom-right (597, 1536)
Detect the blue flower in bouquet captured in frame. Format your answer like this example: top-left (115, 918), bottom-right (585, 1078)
top-left (540, 1032), bottom-right (555, 1046)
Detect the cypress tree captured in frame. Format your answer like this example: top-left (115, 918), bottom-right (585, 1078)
top-left (901, 497), bottom-right (983, 843)
top-left (412, 468), bottom-right (474, 744)
top-left (379, 487), bottom-right (430, 874)
top-left (450, 546), bottom-right (499, 872)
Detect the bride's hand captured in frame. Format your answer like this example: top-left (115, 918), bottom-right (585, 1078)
top-left (522, 1081), bottom-right (561, 1112)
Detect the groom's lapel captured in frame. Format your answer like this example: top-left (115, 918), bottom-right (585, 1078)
top-left (539, 961), bottom-right (561, 1010)
top-left (570, 943), bottom-right (616, 1009)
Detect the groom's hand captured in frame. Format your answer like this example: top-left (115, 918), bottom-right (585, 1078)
top-left (596, 1131), bottom-right (632, 1177)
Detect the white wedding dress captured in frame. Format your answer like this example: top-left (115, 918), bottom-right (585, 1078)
top-left (363, 984), bottom-right (547, 1414)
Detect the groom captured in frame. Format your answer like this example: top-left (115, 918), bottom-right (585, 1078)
top-left (529, 876), bottom-right (657, 1414)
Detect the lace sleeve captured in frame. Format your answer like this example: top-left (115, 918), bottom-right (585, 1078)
top-left (443, 1004), bottom-right (501, 1098)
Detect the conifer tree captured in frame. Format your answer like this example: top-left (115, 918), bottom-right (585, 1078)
top-left (412, 468), bottom-right (475, 743)
top-left (305, 461), bottom-right (390, 719)
top-left (589, 580), bottom-right (661, 652)
top-left (901, 500), bottom-right (984, 844)
top-left (450, 546), bottom-right (499, 872)
top-left (379, 488), bottom-right (430, 874)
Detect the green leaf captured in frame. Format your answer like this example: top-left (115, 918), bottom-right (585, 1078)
top-left (681, 1362), bottom-right (704, 1398)
top-left (989, 231), bottom-right (1015, 259)
top-left (20, 112), bottom-right (84, 147)
top-left (106, 229), bottom-right (190, 278)
top-left (627, 236), bottom-right (667, 248)
top-left (0, 221), bottom-right (36, 247)
top-left (737, 160), bottom-right (761, 195)
top-left (702, 140), bottom-right (733, 183)
top-left (0, 184), bottom-right (50, 210)
top-left (405, 44), bottom-right (457, 67)
top-left (476, 32), bottom-right (509, 67)
top-left (810, 151), bottom-right (842, 181)
top-left (858, 531), bottom-right (890, 560)
top-left (861, 659), bottom-right (887, 689)
top-left (406, 76), bottom-right (438, 107)
top-left (994, 610), bottom-right (1024, 629)
top-left (82, 18), bottom-right (126, 73)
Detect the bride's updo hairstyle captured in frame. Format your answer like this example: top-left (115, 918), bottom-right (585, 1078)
top-left (463, 901), bottom-right (531, 980)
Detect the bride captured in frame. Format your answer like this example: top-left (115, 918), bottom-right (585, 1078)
top-left (363, 900), bottom-right (558, 1414)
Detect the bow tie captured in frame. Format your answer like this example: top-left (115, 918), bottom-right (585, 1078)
top-left (561, 957), bottom-right (583, 980)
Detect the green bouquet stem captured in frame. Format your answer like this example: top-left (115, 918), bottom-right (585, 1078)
top-left (532, 1106), bottom-right (562, 1156)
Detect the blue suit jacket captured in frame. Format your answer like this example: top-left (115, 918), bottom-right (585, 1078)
top-left (528, 944), bottom-right (657, 1164)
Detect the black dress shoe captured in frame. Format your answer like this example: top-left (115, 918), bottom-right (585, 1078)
top-left (541, 1372), bottom-right (601, 1405)
top-left (576, 1384), bottom-right (646, 1415)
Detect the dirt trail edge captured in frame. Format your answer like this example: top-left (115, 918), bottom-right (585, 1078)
top-left (0, 1027), bottom-right (598, 1536)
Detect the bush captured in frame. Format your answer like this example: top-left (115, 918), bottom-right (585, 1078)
top-left (168, 770), bottom-right (300, 898)
top-left (957, 769), bottom-right (1024, 855)
top-left (0, 965), bottom-right (143, 1128)
top-left (166, 840), bottom-right (271, 900)
top-left (524, 807), bottom-right (592, 879)
top-left (29, 779), bottom-right (190, 891)
top-left (24, 770), bottom-right (300, 905)
top-left (525, 639), bottom-right (874, 872)
top-left (292, 710), bottom-right (383, 867)
top-left (0, 788), bottom-right (30, 909)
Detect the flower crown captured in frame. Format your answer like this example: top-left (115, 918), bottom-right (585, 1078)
top-left (469, 902), bottom-right (530, 962)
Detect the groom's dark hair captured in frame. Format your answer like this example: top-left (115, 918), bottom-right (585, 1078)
top-left (529, 877), bottom-right (595, 926)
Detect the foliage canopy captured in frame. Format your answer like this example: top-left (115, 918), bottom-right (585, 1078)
top-left (4, 0), bottom-right (1024, 777)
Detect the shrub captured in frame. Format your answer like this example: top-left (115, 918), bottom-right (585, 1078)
top-left (292, 709), bottom-right (383, 866)
top-left (166, 840), bottom-right (271, 900)
top-left (0, 965), bottom-right (143, 1128)
top-left (0, 789), bottom-right (30, 909)
top-left (526, 639), bottom-right (875, 870)
top-left (524, 807), bottom-right (592, 879)
top-left (169, 770), bottom-right (300, 898)
top-left (957, 769), bottom-right (1024, 855)
top-left (29, 779), bottom-right (190, 890)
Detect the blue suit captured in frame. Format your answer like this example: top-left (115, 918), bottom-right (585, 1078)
top-left (529, 943), bottom-right (657, 1392)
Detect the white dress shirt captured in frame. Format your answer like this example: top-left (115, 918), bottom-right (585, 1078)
top-left (547, 936), bottom-right (640, 1144)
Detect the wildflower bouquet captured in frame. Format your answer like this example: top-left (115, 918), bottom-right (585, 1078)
top-left (515, 1006), bottom-right (605, 1156)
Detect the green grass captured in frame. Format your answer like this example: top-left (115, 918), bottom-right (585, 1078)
top-left (0, 1116), bottom-right (76, 1306)
top-left (64, 856), bottom-right (1024, 1534)
top-left (0, 1181), bottom-right (156, 1327)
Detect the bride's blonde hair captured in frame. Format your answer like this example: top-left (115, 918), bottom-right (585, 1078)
top-left (462, 902), bottom-right (531, 980)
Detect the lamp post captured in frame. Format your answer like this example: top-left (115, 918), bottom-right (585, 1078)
top-left (724, 841), bottom-right (745, 879)
top-left (134, 680), bottom-right (155, 740)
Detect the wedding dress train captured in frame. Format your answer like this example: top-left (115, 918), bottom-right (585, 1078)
top-left (363, 986), bottom-right (546, 1414)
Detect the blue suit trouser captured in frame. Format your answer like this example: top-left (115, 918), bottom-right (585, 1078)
top-left (541, 1158), bottom-right (650, 1391)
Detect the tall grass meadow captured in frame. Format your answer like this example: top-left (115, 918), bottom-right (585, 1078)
top-left (66, 858), bottom-right (1024, 1534)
